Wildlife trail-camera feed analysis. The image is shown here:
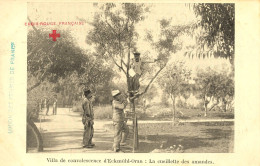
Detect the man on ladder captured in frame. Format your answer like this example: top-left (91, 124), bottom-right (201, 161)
top-left (129, 52), bottom-right (158, 96)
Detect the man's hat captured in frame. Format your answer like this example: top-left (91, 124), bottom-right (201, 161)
top-left (112, 90), bottom-right (121, 97)
top-left (134, 52), bottom-right (140, 57)
top-left (84, 89), bottom-right (92, 96)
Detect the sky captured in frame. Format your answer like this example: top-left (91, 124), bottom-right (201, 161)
top-left (27, 2), bottom-right (232, 78)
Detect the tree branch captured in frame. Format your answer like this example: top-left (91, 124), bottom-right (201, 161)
top-left (27, 17), bottom-right (40, 35)
top-left (122, 60), bottom-right (127, 68)
top-left (105, 19), bottom-right (118, 36)
top-left (208, 100), bottom-right (219, 112)
top-left (119, 12), bottom-right (130, 36)
top-left (27, 61), bottom-right (51, 92)
top-left (142, 58), bottom-right (161, 64)
top-left (110, 54), bottom-right (126, 74)
top-left (133, 65), bottom-right (166, 99)
top-left (27, 17), bottom-right (58, 58)
top-left (118, 34), bottom-right (128, 73)
top-left (100, 43), bottom-right (126, 75)
top-left (27, 81), bottom-right (42, 93)
top-left (127, 43), bottom-right (131, 78)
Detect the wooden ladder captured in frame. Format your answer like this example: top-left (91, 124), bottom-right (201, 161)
top-left (123, 110), bottom-right (139, 153)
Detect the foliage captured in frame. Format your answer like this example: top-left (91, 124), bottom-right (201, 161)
top-left (194, 67), bottom-right (234, 116)
top-left (87, 3), bottom-right (147, 66)
top-left (52, 58), bottom-right (115, 105)
top-left (94, 105), bottom-right (113, 119)
top-left (158, 61), bottom-right (191, 123)
top-left (176, 99), bottom-right (188, 109)
top-left (79, 58), bottom-right (114, 91)
top-left (146, 19), bottom-right (190, 65)
top-left (187, 3), bottom-right (235, 64)
top-left (87, 4), bottom-right (188, 101)
top-left (87, 3), bottom-right (152, 100)
top-left (27, 30), bottom-right (87, 92)
top-left (158, 61), bottom-right (191, 99)
top-left (27, 26), bottom-right (115, 107)
top-left (27, 78), bottom-right (57, 120)
top-left (71, 101), bottom-right (82, 112)
top-left (143, 84), bottom-right (157, 101)
top-left (134, 84), bottom-right (157, 106)
top-left (160, 92), bottom-right (170, 107)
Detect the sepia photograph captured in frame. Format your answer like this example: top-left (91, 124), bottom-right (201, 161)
top-left (26, 2), bottom-right (234, 153)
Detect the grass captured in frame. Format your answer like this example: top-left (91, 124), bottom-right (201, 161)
top-left (133, 105), bottom-right (234, 120)
top-left (104, 121), bottom-right (234, 153)
top-left (94, 105), bottom-right (113, 119)
top-left (71, 104), bottom-right (234, 120)
top-left (72, 103), bottom-right (234, 152)
top-left (71, 104), bottom-right (113, 119)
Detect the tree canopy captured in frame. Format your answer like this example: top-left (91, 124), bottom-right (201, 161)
top-left (186, 3), bottom-right (234, 64)
top-left (27, 30), bottom-right (87, 92)
top-left (87, 4), bottom-right (190, 101)
top-left (194, 67), bottom-right (234, 116)
top-left (158, 61), bottom-right (191, 123)
top-left (87, 3), bottom-right (147, 64)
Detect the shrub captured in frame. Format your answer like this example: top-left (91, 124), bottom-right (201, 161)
top-left (27, 99), bottom-right (40, 121)
top-left (71, 100), bottom-right (83, 113)
top-left (176, 100), bottom-right (188, 109)
top-left (145, 105), bottom-right (173, 119)
top-left (71, 102), bottom-right (113, 119)
top-left (71, 105), bottom-right (82, 113)
top-left (154, 111), bottom-right (173, 119)
top-left (137, 112), bottom-right (148, 119)
top-left (94, 105), bottom-right (113, 119)
top-left (187, 103), bottom-right (200, 109)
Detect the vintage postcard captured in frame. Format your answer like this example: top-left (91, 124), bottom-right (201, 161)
top-left (0, 0), bottom-right (260, 166)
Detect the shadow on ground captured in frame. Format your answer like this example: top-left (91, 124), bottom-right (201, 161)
top-left (35, 108), bottom-right (234, 153)
top-left (201, 128), bottom-right (233, 140)
top-left (42, 129), bottom-right (114, 152)
top-left (137, 135), bottom-right (211, 153)
top-left (215, 113), bottom-right (234, 119)
top-left (136, 128), bottom-right (233, 153)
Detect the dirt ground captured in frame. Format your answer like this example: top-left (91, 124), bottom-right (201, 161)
top-left (30, 108), bottom-right (234, 153)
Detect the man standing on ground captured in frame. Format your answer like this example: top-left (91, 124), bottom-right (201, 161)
top-left (45, 98), bottom-right (50, 115)
top-left (82, 89), bottom-right (95, 148)
top-left (38, 98), bottom-right (42, 112)
top-left (112, 90), bottom-right (129, 152)
top-left (53, 95), bottom-right (58, 115)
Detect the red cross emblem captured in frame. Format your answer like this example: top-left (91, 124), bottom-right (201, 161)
top-left (49, 30), bottom-right (60, 41)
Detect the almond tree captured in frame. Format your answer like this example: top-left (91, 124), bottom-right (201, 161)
top-left (158, 61), bottom-right (191, 124)
top-left (27, 29), bottom-right (87, 93)
top-left (87, 4), bottom-right (187, 111)
top-left (87, 3), bottom-right (190, 148)
top-left (185, 4), bottom-right (235, 65)
top-left (194, 67), bottom-right (234, 116)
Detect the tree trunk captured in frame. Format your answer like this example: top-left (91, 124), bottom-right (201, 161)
top-left (208, 98), bottom-right (219, 111)
top-left (171, 96), bottom-right (176, 125)
top-left (143, 98), bottom-right (146, 115)
top-left (204, 100), bottom-right (208, 117)
top-left (223, 98), bottom-right (227, 112)
top-left (27, 117), bottom-right (43, 152)
top-left (130, 98), bottom-right (135, 113)
top-left (27, 81), bottom-right (42, 93)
